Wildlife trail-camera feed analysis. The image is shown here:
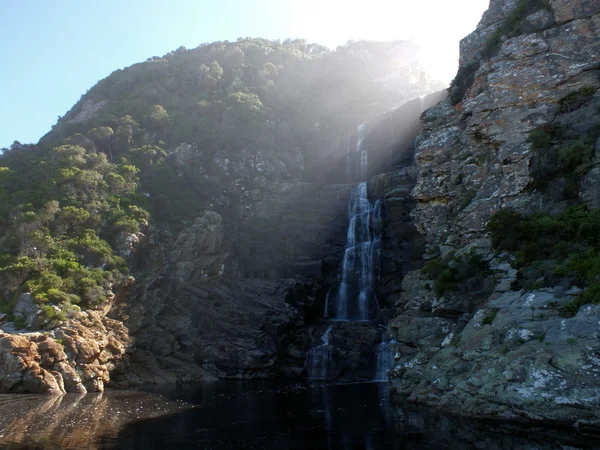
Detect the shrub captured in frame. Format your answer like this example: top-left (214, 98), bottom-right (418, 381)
top-left (558, 87), bottom-right (597, 113)
top-left (481, 0), bottom-right (551, 59)
top-left (435, 268), bottom-right (456, 296)
top-left (460, 189), bottom-right (477, 211)
top-left (450, 333), bottom-right (462, 347)
top-left (14, 316), bottom-right (27, 329)
top-left (422, 249), bottom-right (491, 297)
top-left (38, 304), bottom-right (66, 325)
top-left (557, 140), bottom-right (593, 172)
top-left (449, 61), bottom-right (480, 106)
top-left (482, 309), bottom-right (498, 325)
top-left (528, 129), bottom-right (552, 151)
top-left (421, 258), bottom-right (447, 279)
top-left (488, 207), bottom-right (600, 316)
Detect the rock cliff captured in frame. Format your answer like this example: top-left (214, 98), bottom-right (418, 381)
top-left (387, 0), bottom-right (600, 431)
top-left (2, 2), bottom-right (599, 432)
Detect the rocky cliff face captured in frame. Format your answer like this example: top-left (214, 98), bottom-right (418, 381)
top-left (94, 89), bottom-right (445, 385)
top-left (0, 303), bottom-right (129, 394)
top-left (0, 79), bottom-right (445, 392)
top-left (388, 0), bottom-right (600, 431)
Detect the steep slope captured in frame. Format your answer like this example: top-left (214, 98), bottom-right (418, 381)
top-left (388, 0), bottom-right (600, 430)
top-left (0, 38), bottom-right (442, 392)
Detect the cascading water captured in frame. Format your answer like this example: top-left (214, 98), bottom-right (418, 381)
top-left (374, 338), bottom-right (394, 381)
top-left (307, 126), bottom-right (384, 380)
top-left (346, 124), bottom-right (368, 182)
top-left (345, 130), bottom-right (352, 181)
top-left (334, 182), bottom-right (381, 322)
top-left (356, 123), bottom-right (366, 180)
top-left (307, 325), bottom-right (334, 380)
top-left (323, 291), bottom-right (330, 319)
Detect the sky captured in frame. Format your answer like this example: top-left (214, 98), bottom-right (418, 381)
top-left (0, 0), bottom-right (489, 149)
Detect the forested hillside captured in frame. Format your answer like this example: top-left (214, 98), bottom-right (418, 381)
top-left (0, 38), bottom-right (440, 329)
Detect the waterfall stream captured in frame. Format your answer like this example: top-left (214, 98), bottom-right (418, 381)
top-left (334, 182), bottom-right (381, 322)
top-left (374, 339), bottom-right (393, 381)
top-left (356, 123), bottom-right (367, 180)
top-left (346, 123), bottom-right (368, 182)
top-left (307, 325), bottom-right (334, 380)
top-left (307, 125), bottom-right (386, 380)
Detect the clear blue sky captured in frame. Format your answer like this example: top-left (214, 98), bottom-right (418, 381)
top-left (0, 0), bottom-right (488, 149)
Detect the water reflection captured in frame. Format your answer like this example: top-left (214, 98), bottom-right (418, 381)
top-left (0, 390), bottom-right (191, 449)
top-left (119, 382), bottom-right (598, 450)
top-left (0, 382), bottom-right (597, 449)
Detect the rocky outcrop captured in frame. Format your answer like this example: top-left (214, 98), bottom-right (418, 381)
top-left (0, 308), bottom-right (129, 394)
top-left (66, 98), bottom-right (108, 124)
top-left (387, 0), bottom-right (600, 431)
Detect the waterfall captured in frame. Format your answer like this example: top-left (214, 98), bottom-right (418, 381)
top-left (346, 124), bottom-right (368, 182)
top-left (307, 325), bottom-right (334, 380)
top-left (374, 339), bottom-right (393, 381)
top-left (345, 130), bottom-right (351, 181)
top-left (356, 123), bottom-right (368, 180)
top-left (323, 291), bottom-right (330, 319)
top-left (334, 182), bottom-right (381, 322)
top-left (360, 150), bottom-right (368, 180)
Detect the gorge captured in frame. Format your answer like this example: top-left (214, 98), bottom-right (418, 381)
top-left (1, 0), bottom-right (600, 447)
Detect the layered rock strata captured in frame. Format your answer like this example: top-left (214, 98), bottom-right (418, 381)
top-left (387, 0), bottom-right (600, 430)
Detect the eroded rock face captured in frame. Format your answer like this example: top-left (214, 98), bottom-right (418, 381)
top-left (412, 0), bottom-right (600, 246)
top-left (388, 0), bottom-right (600, 431)
top-left (0, 308), bottom-right (130, 395)
top-left (111, 179), bottom-right (355, 383)
top-left (67, 98), bottom-right (108, 124)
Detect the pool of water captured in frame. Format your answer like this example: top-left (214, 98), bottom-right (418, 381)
top-left (0, 381), bottom-right (597, 449)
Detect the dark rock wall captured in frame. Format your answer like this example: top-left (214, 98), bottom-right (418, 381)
top-left (386, 0), bottom-right (600, 431)
top-left (115, 90), bottom-right (445, 385)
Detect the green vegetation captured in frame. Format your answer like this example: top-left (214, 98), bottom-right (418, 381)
top-left (527, 125), bottom-right (595, 198)
top-left (487, 207), bottom-right (600, 315)
top-left (449, 61), bottom-right (480, 106)
top-left (0, 39), bottom-right (434, 328)
top-left (460, 189), bottom-right (477, 211)
top-left (450, 333), bottom-right (462, 347)
top-left (449, 0), bottom-right (551, 106)
top-left (421, 249), bottom-right (491, 297)
top-left (0, 144), bottom-right (137, 322)
top-left (527, 129), bottom-right (553, 151)
top-left (558, 87), bottom-right (597, 113)
top-left (537, 332), bottom-right (546, 342)
top-left (482, 309), bottom-right (498, 325)
top-left (481, 0), bottom-right (552, 58)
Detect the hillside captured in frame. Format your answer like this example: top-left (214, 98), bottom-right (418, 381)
top-left (0, 38), bottom-right (441, 393)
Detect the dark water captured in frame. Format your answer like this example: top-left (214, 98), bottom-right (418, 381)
top-left (0, 381), bottom-right (598, 449)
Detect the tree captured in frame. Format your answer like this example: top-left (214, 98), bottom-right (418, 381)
top-left (87, 127), bottom-right (115, 160)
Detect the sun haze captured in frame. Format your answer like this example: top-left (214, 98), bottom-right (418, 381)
top-left (0, 0), bottom-right (488, 148)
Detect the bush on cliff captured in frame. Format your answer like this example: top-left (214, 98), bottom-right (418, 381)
top-left (527, 125), bottom-right (595, 198)
top-left (421, 249), bottom-right (490, 297)
top-left (487, 207), bottom-right (600, 314)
